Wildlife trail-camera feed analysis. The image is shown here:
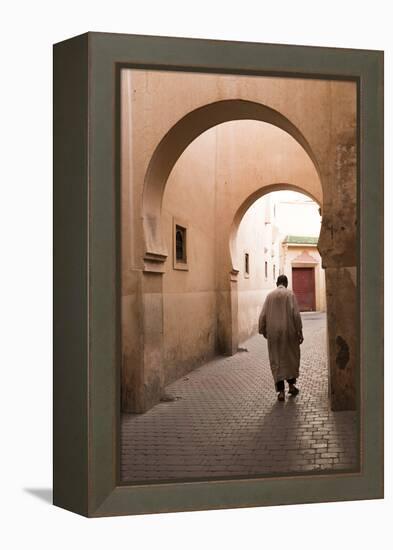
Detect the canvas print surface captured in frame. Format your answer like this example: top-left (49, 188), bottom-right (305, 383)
top-left (119, 69), bottom-right (359, 484)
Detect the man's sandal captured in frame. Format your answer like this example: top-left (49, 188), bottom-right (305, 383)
top-left (288, 385), bottom-right (299, 396)
top-left (277, 391), bottom-right (285, 401)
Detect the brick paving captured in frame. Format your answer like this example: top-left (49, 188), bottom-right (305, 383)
top-left (121, 312), bottom-right (359, 483)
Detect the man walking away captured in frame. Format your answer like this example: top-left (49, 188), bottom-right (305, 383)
top-left (259, 275), bottom-right (304, 401)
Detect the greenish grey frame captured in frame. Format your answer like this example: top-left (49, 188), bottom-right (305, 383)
top-left (53, 32), bottom-right (383, 517)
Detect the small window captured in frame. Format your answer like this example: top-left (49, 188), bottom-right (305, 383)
top-left (265, 261), bottom-right (268, 279)
top-left (245, 253), bottom-right (250, 276)
top-left (175, 225), bottom-right (187, 263)
top-left (173, 219), bottom-right (189, 270)
top-left (273, 264), bottom-right (276, 281)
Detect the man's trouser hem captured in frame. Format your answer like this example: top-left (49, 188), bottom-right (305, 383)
top-left (276, 378), bottom-right (297, 392)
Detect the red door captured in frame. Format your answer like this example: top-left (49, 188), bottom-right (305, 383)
top-left (292, 267), bottom-right (316, 311)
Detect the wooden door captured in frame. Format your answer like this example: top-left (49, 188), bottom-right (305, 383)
top-left (292, 267), bottom-right (316, 311)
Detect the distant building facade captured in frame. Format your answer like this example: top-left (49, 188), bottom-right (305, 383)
top-left (274, 193), bottom-right (325, 313)
top-left (281, 236), bottom-right (326, 312)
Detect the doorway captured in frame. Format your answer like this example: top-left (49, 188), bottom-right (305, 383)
top-left (292, 267), bottom-right (316, 311)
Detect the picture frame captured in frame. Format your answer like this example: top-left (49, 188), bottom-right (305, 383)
top-left (53, 32), bottom-right (383, 517)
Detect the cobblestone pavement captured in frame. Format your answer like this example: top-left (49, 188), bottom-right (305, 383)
top-left (121, 313), bottom-right (359, 483)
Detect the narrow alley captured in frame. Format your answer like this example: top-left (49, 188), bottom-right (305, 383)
top-left (121, 313), bottom-right (358, 483)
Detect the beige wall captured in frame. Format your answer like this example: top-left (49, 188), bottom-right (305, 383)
top-left (161, 121), bottom-right (311, 374)
top-left (120, 68), bottom-right (355, 276)
top-left (236, 197), bottom-right (279, 343)
top-left (120, 68), bottom-right (357, 412)
top-left (161, 130), bottom-right (217, 384)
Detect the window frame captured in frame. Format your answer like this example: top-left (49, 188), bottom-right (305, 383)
top-left (173, 217), bottom-right (189, 271)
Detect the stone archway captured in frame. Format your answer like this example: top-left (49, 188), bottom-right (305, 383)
top-left (122, 90), bottom-right (356, 414)
top-left (228, 186), bottom-right (323, 361)
top-left (222, 182), bottom-right (322, 357)
top-left (229, 183), bottom-right (322, 270)
top-left (142, 100), bottom-right (321, 268)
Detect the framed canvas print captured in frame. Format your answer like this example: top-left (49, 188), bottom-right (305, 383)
top-left (53, 32), bottom-right (383, 517)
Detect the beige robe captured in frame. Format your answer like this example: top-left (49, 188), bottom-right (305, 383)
top-left (258, 285), bottom-right (303, 384)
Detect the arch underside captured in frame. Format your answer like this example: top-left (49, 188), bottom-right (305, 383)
top-left (143, 99), bottom-right (323, 263)
top-left (230, 182), bottom-right (322, 273)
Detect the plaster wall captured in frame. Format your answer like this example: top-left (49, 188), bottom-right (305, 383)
top-left (120, 69), bottom-right (357, 412)
top-left (121, 69), bottom-right (356, 271)
top-left (161, 121), bottom-right (316, 375)
top-left (161, 131), bottom-right (217, 384)
top-left (236, 198), bottom-right (279, 343)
